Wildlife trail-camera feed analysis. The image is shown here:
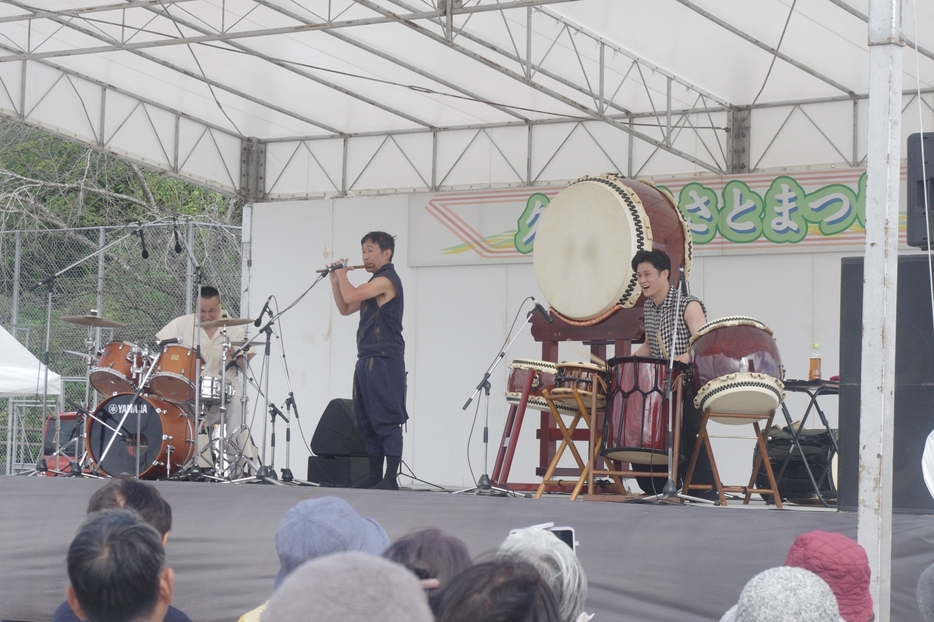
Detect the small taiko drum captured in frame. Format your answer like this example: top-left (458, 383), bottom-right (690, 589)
top-left (550, 361), bottom-right (607, 407)
top-left (506, 359), bottom-right (557, 398)
top-left (90, 341), bottom-right (146, 396)
top-left (690, 317), bottom-right (785, 416)
top-left (602, 357), bottom-right (685, 465)
top-left (505, 393), bottom-right (579, 416)
top-left (532, 174), bottom-right (693, 321)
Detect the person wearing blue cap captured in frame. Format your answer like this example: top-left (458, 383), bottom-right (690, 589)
top-left (238, 496), bottom-right (390, 622)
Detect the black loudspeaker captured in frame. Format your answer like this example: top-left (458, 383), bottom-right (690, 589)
top-left (907, 132), bottom-right (934, 249)
top-left (307, 456), bottom-right (371, 487)
top-left (311, 398), bottom-right (367, 457)
top-left (838, 255), bottom-right (934, 513)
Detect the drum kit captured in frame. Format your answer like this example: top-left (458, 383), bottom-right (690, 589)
top-left (49, 312), bottom-right (256, 480)
top-left (506, 173), bottom-right (786, 501)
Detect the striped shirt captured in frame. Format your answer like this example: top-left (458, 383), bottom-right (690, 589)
top-left (643, 285), bottom-right (705, 359)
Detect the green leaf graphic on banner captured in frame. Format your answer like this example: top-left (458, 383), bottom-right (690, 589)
top-left (763, 177), bottom-right (808, 243)
top-left (855, 172), bottom-right (867, 227)
top-left (515, 192), bottom-right (550, 254)
top-left (720, 180), bottom-right (764, 243)
top-left (677, 182), bottom-right (719, 244)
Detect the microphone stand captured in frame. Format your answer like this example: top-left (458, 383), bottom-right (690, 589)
top-left (19, 225), bottom-right (136, 477)
top-left (634, 265), bottom-right (715, 505)
top-left (454, 301), bottom-right (541, 496)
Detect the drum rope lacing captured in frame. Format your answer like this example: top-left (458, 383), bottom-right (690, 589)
top-left (695, 378), bottom-right (785, 411)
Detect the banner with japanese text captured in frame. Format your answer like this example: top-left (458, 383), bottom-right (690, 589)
top-left (408, 168), bottom-right (906, 267)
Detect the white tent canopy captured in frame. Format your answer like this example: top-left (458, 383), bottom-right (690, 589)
top-left (0, 1), bottom-right (929, 199)
top-left (0, 325), bottom-right (62, 398)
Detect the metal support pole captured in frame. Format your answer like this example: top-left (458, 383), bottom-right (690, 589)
top-left (185, 222), bottom-right (195, 315)
top-left (6, 231), bottom-right (22, 474)
top-left (859, 1), bottom-right (903, 620)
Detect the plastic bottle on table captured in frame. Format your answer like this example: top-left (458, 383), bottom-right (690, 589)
top-left (808, 343), bottom-right (821, 381)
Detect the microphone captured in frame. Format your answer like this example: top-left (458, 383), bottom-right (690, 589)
top-left (532, 299), bottom-right (553, 324)
top-left (137, 224), bottom-right (149, 259)
top-left (254, 295), bottom-right (273, 327)
top-left (172, 219), bottom-right (182, 254)
top-left (157, 337), bottom-right (181, 349)
top-left (329, 261), bottom-right (347, 273)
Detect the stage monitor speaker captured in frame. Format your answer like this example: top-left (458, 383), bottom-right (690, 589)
top-left (907, 132), bottom-right (934, 249)
top-left (311, 398), bottom-right (367, 457)
top-left (838, 255), bottom-right (934, 513)
top-left (307, 456), bottom-right (370, 487)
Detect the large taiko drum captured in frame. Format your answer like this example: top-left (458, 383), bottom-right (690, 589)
top-left (533, 174), bottom-right (692, 321)
top-left (86, 393), bottom-right (193, 479)
top-left (690, 317), bottom-right (785, 416)
top-left (602, 357), bottom-right (685, 465)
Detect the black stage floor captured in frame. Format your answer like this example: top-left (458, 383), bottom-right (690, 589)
top-left (1, 477), bottom-right (932, 622)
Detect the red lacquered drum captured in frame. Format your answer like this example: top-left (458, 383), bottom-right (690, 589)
top-left (90, 341), bottom-right (145, 396)
top-left (551, 361), bottom-right (607, 407)
top-left (689, 317), bottom-right (784, 416)
top-left (602, 357), bottom-right (685, 465)
top-left (150, 345), bottom-right (202, 403)
top-left (533, 174), bottom-right (693, 321)
top-left (506, 359), bottom-right (557, 397)
top-left (86, 393), bottom-right (193, 479)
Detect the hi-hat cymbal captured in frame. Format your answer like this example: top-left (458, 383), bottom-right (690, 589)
top-left (202, 317), bottom-right (254, 328)
top-left (60, 315), bottom-right (126, 329)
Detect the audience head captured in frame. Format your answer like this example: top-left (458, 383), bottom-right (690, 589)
top-left (497, 526), bottom-right (587, 622)
top-left (87, 479), bottom-right (172, 540)
top-left (274, 496), bottom-right (389, 588)
top-left (383, 528), bottom-right (472, 590)
top-left (263, 551), bottom-right (432, 622)
top-left (430, 558), bottom-right (563, 622)
top-left (66, 509), bottom-right (172, 622)
top-left (720, 566), bottom-right (842, 622)
top-left (783, 530), bottom-right (873, 622)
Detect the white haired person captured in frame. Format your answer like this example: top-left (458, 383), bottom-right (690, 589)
top-left (497, 526), bottom-right (592, 622)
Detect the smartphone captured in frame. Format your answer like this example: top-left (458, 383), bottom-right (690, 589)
top-left (511, 522), bottom-right (577, 552)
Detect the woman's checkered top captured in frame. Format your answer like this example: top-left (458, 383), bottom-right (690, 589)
top-left (643, 285), bottom-right (705, 359)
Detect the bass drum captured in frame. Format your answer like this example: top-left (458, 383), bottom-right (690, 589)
top-left (533, 174), bottom-right (692, 321)
top-left (86, 393), bottom-right (193, 479)
top-left (689, 316), bottom-right (784, 416)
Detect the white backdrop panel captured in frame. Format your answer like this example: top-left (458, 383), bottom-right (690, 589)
top-left (251, 194), bottom-right (851, 489)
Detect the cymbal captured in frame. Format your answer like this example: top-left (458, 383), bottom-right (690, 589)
top-left (202, 317), bottom-right (254, 328)
top-left (63, 349), bottom-right (94, 362)
top-left (60, 315), bottom-right (126, 329)
top-left (231, 340), bottom-right (253, 348)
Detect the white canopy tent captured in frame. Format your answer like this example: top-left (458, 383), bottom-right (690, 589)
top-left (0, 325), bottom-right (61, 398)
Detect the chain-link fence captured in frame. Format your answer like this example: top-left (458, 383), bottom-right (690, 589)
top-left (0, 222), bottom-right (242, 474)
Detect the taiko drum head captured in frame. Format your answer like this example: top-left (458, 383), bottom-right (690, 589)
top-left (532, 175), bottom-right (691, 321)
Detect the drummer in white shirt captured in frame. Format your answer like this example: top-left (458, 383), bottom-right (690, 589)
top-left (630, 250), bottom-right (715, 498)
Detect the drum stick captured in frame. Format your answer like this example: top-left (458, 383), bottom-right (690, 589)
top-left (315, 265), bottom-right (364, 274)
top-left (566, 342), bottom-right (608, 368)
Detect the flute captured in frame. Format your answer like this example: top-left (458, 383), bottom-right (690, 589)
top-left (315, 264), bottom-right (365, 274)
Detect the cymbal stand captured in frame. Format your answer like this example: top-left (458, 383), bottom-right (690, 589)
top-left (454, 299), bottom-right (539, 496)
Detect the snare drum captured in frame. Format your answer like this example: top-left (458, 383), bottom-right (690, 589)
top-left (506, 359), bottom-right (557, 397)
top-left (550, 361), bottom-right (607, 407)
top-left (199, 376), bottom-right (235, 406)
top-left (690, 317), bottom-right (784, 416)
top-left (149, 345), bottom-right (202, 403)
top-left (533, 174), bottom-right (692, 321)
top-left (86, 393), bottom-right (193, 479)
top-left (602, 357), bottom-right (684, 465)
top-left (90, 341), bottom-right (145, 396)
